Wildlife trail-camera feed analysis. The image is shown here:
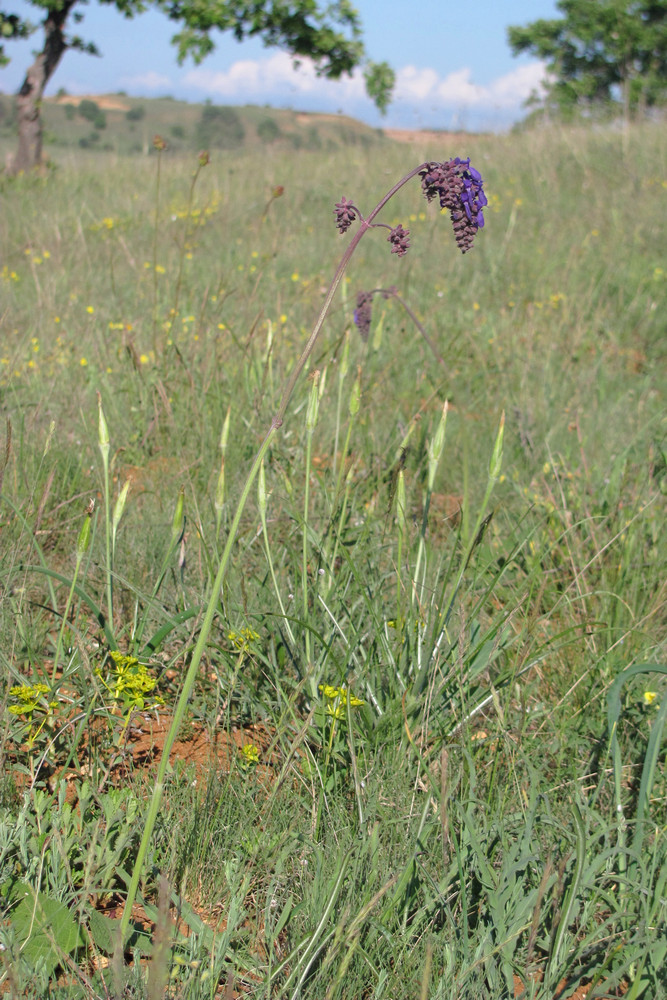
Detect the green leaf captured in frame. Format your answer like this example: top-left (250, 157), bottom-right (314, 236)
top-left (6, 885), bottom-right (84, 975)
top-left (87, 908), bottom-right (120, 956)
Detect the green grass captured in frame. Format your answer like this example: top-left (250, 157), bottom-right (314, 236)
top-left (0, 119), bottom-right (665, 999)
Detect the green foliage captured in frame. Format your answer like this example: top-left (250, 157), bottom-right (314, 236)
top-left (125, 104), bottom-right (145, 121)
top-left (77, 98), bottom-right (106, 129)
top-left (256, 115), bottom-right (282, 143)
top-left (196, 103), bottom-right (245, 149)
top-left (508, 0), bottom-right (667, 118)
top-left (0, 10), bottom-right (31, 66)
top-left (364, 59), bottom-right (396, 115)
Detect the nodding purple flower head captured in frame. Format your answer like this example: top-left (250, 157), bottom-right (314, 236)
top-left (388, 224), bottom-right (411, 257)
top-left (420, 158), bottom-right (487, 253)
top-left (354, 290), bottom-right (374, 342)
top-left (334, 196), bottom-right (357, 234)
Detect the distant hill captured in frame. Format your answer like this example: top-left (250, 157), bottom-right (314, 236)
top-left (0, 92), bottom-right (392, 156)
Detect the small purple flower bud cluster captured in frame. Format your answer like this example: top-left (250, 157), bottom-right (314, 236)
top-left (354, 290), bottom-right (374, 342)
top-left (387, 224), bottom-right (411, 257)
top-left (420, 158), bottom-right (487, 253)
top-left (334, 196), bottom-right (357, 234)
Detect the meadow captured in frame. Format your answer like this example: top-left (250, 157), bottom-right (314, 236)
top-left (0, 119), bottom-right (665, 999)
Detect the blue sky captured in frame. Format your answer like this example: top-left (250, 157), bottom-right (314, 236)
top-left (0, 0), bottom-right (561, 131)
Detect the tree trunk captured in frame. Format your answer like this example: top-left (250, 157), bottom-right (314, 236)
top-left (11, 1), bottom-right (75, 173)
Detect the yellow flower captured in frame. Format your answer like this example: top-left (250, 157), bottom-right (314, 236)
top-left (240, 743), bottom-right (260, 765)
top-left (291, 272), bottom-right (299, 282)
top-left (319, 684), bottom-right (364, 718)
top-left (101, 651), bottom-right (161, 711)
top-left (643, 691), bottom-right (658, 706)
top-left (9, 683), bottom-right (50, 717)
top-left (319, 684), bottom-right (339, 700)
top-left (80, 357), bottom-right (88, 367)
top-left (227, 627), bottom-right (260, 652)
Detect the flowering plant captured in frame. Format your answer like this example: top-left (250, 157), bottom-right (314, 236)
top-left (121, 150), bottom-right (487, 938)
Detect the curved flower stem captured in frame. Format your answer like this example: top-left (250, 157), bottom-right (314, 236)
top-left (274, 163), bottom-right (428, 428)
top-left (371, 286), bottom-right (447, 369)
top-left (120, 160), bottom-right (431, 941)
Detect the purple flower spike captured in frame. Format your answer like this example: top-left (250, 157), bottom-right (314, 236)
top-left (420, 158), bottom-right (487, 253)
top-left (388, 223), bottom-right (411, 257)
top-left (334, 196), bottom-right (357, 234)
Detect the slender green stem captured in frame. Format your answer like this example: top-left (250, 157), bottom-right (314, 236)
top-left (332, 331), bottom-right (350, 483)
top-left (151, 145), bottom-right (163, 355)
top-left (303, 432), bottom-right (313, 667)
top-left (102, 463), bottom-right (113, 634)
top-left (302, 371), bottom-right (320, 670)
top-left (259, 477), bottom-right (296, 648)
top-left (97, 394), bottom-right (113, 632)
top-left (324, 462), bottom-right (354, 597)
top-left (334, 415), bottom-right (354, 504)
top-left (51, 552), bottom-right (85, 683)
top-left (172, 159), bottom-right (206, 319)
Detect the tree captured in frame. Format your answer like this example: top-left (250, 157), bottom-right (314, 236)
top-left (78, 97), bottom-right (106, 128)
top-left (3, 0), bottom-right (395, 172)
top-left (508, 0), bottom-right (667, 122)
top-left (196, 103), bottom-right (245, 149)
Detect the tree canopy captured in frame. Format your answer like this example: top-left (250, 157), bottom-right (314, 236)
top-left (2, 0), bottom-right (394, 171)
top-left (508, 0), bottom-right (667, 119)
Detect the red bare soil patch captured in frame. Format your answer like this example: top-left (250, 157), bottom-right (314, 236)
top-left (109, 712), bottom-right (277, 785)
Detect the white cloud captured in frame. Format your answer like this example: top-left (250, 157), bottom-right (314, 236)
top-left (436, 68), bottom-right (486, 105)
top-left (180, 52), bottom-right (547, 125)
top-left (120, 71), bottom-right (172, 92)
top-left (183, 50), bottom-right (365, 102)
top-left (395, 61), bottom-right (547, 110)
top-left (487, 62), bottom-right (549, 107)
top-left (396, 66), bottom-right (441, 102)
